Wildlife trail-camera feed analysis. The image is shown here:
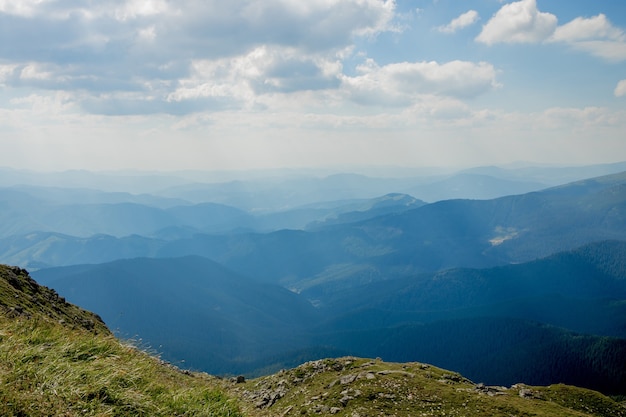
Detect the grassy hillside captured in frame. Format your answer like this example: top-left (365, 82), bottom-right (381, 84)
top-left (229, 357), bottom-right (626, 417)
top-left (1, 264), bottom-right (626, 416)
top-left (0, 264), bottom-right (242, 417)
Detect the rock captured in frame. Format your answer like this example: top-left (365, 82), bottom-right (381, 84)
top-left (340, 374), bottom-right (357, 385)
top-left (443, 373), bottom-right (463, 383)
top-left (330, 407), bottom-right (342, 414)
top-left (475, 383), bottom-right (507, 396)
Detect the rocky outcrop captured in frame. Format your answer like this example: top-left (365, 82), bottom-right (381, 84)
top-left (0, 265), bottom-right (109, 333)
top-left (228, 356), bottom-right (626, 417)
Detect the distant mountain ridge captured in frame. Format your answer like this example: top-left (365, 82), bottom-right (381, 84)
top-left (33, 240), bottom-right (626, 394)
top-left (3, 170), bottom-right (626, 280)
top-left (2, 166), bottom-right (626, 397)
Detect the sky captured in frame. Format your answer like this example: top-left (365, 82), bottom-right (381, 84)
top-left (1, 0), bottom-right (626, 172)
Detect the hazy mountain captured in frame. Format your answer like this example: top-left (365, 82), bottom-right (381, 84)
top-left (4, 185), bottom-right (190, 208)
top-left (154, 171), bottom-right (626, 287)
top-left (33, 256), bottom-right (318, 374)
top-left (305, 193), bottom-right (426, 229)
top-left (0, 232), bottom-right (163, 270)
top-left (165, 202), bottom-right (255, 233)
top-left (0, 187), bottom-right (425, 241)
top-left (5, 170), bottom-right (626, 280)
top-left (0, 190), bottom-right (180, 238)
top-left (33, 241), bottom-right (626, 393)
top-left (2, 161), bottom-right (626, 206)
top-left (157, 173), bottom-right (419, 210)
top-left (313, 240), bottom-right (626, 335)
top-left (462, 160), bottom-right (626, 185)
top-left (404, 173), bottom-right (547, 202)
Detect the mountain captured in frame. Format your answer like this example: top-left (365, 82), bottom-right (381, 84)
top-left (316, 318), bottom-right (626, 396)
top-left (6, 170), bottom-right (626, 280)
top-left (0, 191), bottom-right (179, 238)
top-left (404, 173), bottom-right (548, 202)
top-left (312, 240), bottom-right (626, 332)
top-left (33, 256), bottom-right (319, 375)
top-left (165, 202), bottom-right (256, 233)
top-left (2, 264), bottom-right (625, 417)
top-left (0, 187), bottom-right (424, 243)
top-left (461, 161), bottom-right (626, 185)
top-left (0, 231), bottom-right (164, 270)
top-left (2, 184), bottom-right (189, 208)
top-left (305, 193), bottom-right (426, 229)
top-left (157, 173), bottom-right (420, 210)
top-left (33, 242), bottom-right (626, 394)
top-left (0, 264), bottom-right (242, 417)
top-left (304, 241), bottom-right (626, 394)
top-left (154, 171), bottom-right (626, 287)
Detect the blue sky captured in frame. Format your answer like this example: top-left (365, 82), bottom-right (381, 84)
top-left (1, 0), bottom-right (625, 172)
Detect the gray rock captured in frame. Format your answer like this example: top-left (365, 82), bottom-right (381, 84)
top-left (340, 374), bottom-right (357, 385)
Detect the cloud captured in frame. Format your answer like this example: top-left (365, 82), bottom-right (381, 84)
top-left (549, 14), bottom-right (626, 62)
top-left (1, 0), bottom-right (395, 58)
top-left (437, 10), bottom-right (479, 34)
top-left (166, 46), bottom-right (344, 111)
top-left (475, 2), bottom-right (626, 62)
top-left (551, 14), bottom-right (622, 42)
top-left (0, 0), bottom-right (396, 115)
top-left (341, 59), bottom-right (500, 106)
top-left (476, 0), bottom-right (557, 45)
top-left (615, 80), bottom-right (626, 97)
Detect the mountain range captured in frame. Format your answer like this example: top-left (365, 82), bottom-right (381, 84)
top-left (33, 240), bottom-right (626, 394)
top-left (1, 163), bottom-right (625, 397)
top-left (2, 264), bottom-right (626, 417)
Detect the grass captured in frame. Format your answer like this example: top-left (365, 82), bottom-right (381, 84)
top-left (228, 357), bottom-right (626, 417)
top-left (0, 315), bottom-right (242, 417)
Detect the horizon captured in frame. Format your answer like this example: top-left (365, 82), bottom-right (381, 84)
top-left (1, 0), bottom-right (626, 172)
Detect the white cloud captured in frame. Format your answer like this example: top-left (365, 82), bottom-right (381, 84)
top-left (476, 0), bottom-right (557, 45)
top-left (475, 3), bottom-right (626, 61)
top-left (0, 64), bottom-right (18, 85)
top-left (437, 10), bottom-right (479, 34)
top-left (551, 14), bottom-right (623, 42)
top-left (0, 0), bottom-right (52, 17)
top-left (615, 80), bottom-right (626, 97)
top-left (167, 46), bottom-right (344, 109)
top-left (20, 64), bottom-right (54, 81)
top-left (0, 0), bottom-right (398, 115)
top-left (568, 41), bottom-right (626, 62)
top-left (550, 14), bottom-right (626, 62)
top-left (341, 59), bottom-right (500, 106)
top-left (113, 0), bottom-right (170, 21)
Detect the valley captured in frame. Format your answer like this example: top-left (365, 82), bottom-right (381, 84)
top-left (1, 163), bottom-right (625, 398)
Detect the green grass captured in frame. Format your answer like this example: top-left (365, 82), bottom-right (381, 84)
top-left (0, 315), bottom-right (242, 417)
top-left (229, 357), bottom-right (626, 417)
